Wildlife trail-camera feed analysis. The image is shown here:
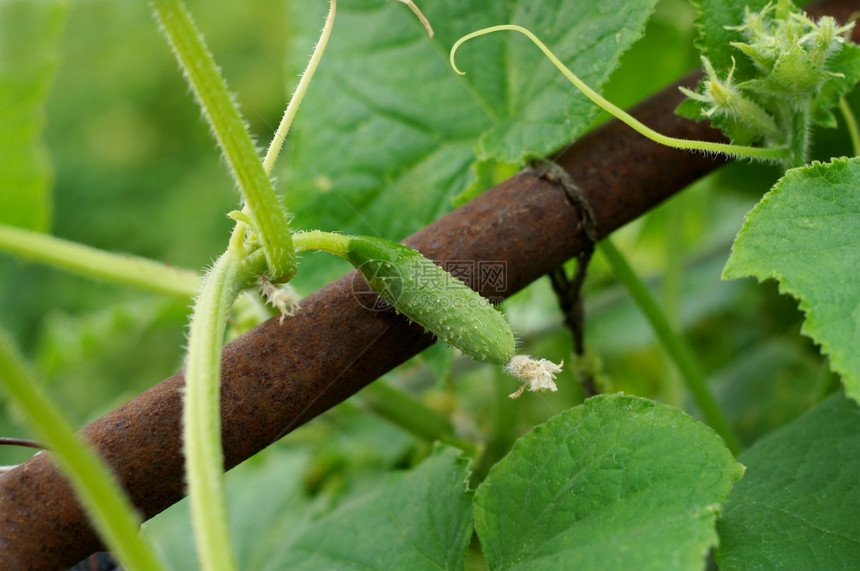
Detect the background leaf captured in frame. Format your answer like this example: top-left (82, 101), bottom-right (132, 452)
top-left (265, 443), bottom-right (473, 570)
top-left (723, 157), bottom-right (860, 402)
top-left (0, 0), bottom-right (67, 230)
top-left (143, 448), bottom-right (315, 570)
top-left (688, 0), bottom-right (769, 75)
top-left (474, 394), bottom-right (743, 570)
top-left (716, 391), bottom-right (860, 568)
top-left (281, 0), bottom-right (658, 292)
top-left (143, 405), bottom-right (421, 571)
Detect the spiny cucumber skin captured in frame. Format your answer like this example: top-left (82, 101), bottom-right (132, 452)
top-left (347, 236), bottom-right (515, 365)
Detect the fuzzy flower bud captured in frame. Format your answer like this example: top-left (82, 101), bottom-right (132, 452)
top-left (505, 355), bottom-right (563, 399)
top-left (259, 276), bottom-right (301, 324)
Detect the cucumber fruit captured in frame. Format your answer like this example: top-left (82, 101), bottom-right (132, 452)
top-left (346, 235), bottom-right (515, 365)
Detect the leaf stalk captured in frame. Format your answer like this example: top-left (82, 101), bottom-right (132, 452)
top-left (597, 239), bottom-right (741, 455)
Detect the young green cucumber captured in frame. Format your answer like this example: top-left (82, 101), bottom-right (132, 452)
top-left (346, 235), bottom-right (515, 365)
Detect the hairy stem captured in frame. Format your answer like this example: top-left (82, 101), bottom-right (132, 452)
top-left (597, 239), bottom-right (741, 455)
top-left (0, 330), bottom-right (166, 571)
top-left (450, 25), bottom-right (791, 164)
top-left (262, 0), bottom-right (336, 175)
top-left (0, 223), bottom-right (200, 297)
top-left (183, 243), bottom-right (264, 571)
top-left (151, 0), bottom-right (295, 282)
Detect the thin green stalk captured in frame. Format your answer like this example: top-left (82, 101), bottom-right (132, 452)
top-left (0, 223), bottom-right (200, 297)
top-left (598, 239), bottom-right (741, 455)
top-left (661, 200), bottom-right (684, 408)
top-left (291, 229), bottom-right (352, 256)
top-left (450, 25), bottom-right (791, 164)
top-left (262, 0), bottom-right (336, 174)
top-left (395, 0), bottom-right (434, 37)
top-left (0, 330), bottom-right (166, 571)
top-left (840, 96), bottom-right (860, 157)
top-left (151, 0), bottom-right (296, 282)
top-left (183, 243), bottom-right (263, 571)
top-left (361, 382), bottom-right (460, 444)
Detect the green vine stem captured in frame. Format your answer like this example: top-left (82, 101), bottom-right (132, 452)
top-left (262, 0), bottom-right (335, 174)
top-left (151, 0), bottom-right (296, 283)
top-left (395, 0), bottom-right (434, 37)
top-left (450, 25), bottom-right (791, 165)
top-left (0, 330), bottom-right (166, 571)
top-left (291, 229), bottom-right (351, 255)
top-left (182, 239), bottom-right (265, 571)
top-left (0, 223), bottom-right (200, 297)
top-left (661, 199), bottom-right (685, 408)
top-left (597, 238), bottom-right (741, 455)
top-left (359, 382), bottom-right (479, 454)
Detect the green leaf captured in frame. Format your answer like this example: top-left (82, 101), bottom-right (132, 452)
top-left (0, 0), bottom-right (67, 230)
top-left (723, 157), bottom-right (860, 402)
top-left (716, 391), bottom-right (860, 568)
top-left (811, 42), bottom-right (860, 129)
top-left (707, 338), bottom-right (826, 447)
top-left (267, 444), bottom-right (474, 570)
top-left (142, 449), bottom-right (315, 571)
top-left (474, 394), bottom-right (743, 570)
top-left (282, 0), bottom-right (657, 289)
top-left (689, 0), bottom-right (769, 75)
top-left (145, 413), bottom-right (419, 570)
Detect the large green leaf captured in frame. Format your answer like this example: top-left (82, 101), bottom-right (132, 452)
top-left (716, 391), bottom-right (860, 568)
top-left (474, 394), bottom-right (743, 570)
top-left (266, 443), bottom-right (474, 570)
top-left (0, 0), bottom-right (67, 230)
top-left (723, 157), bottom-right (860, 402)
top-left (281, 0), bottom-right (658, 290)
